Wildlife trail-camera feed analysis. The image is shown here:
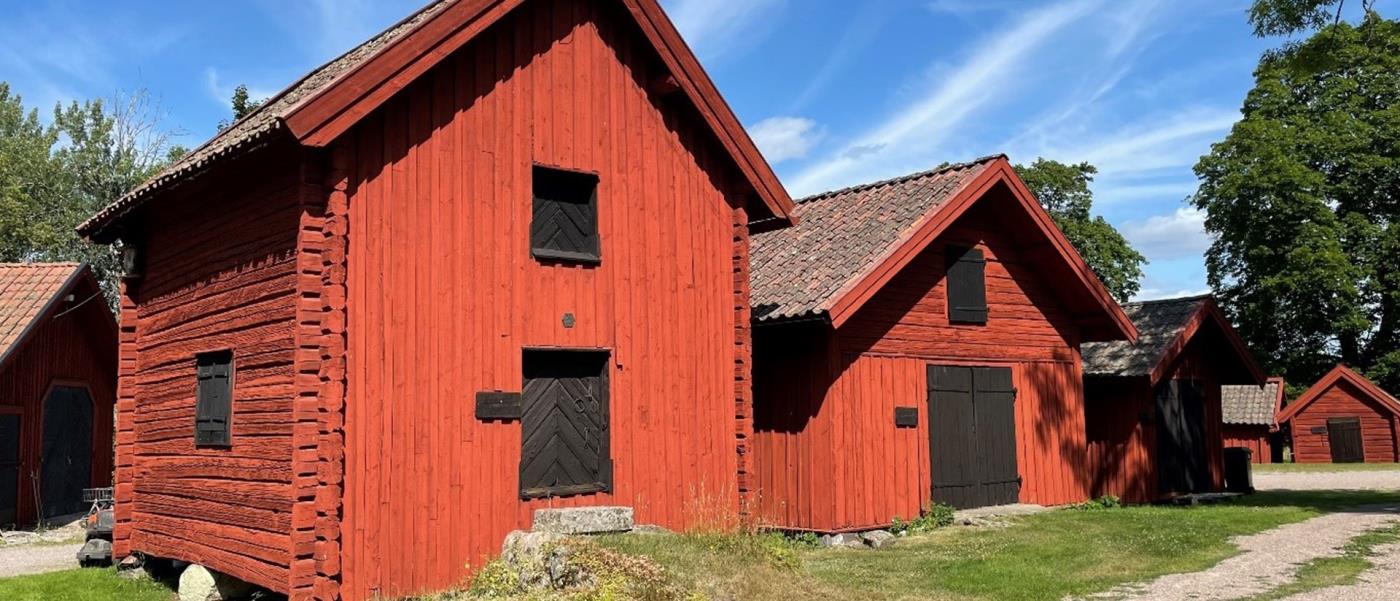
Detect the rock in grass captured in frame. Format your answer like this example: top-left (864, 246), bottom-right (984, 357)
top-left (861, 530), bottom-right (895, 549)
top-left (820, 533), bottom-right (866, 549)
top-left (532, 506), bottom-right (634, 535)
top-left (178, 564), bottom-right (217, 601)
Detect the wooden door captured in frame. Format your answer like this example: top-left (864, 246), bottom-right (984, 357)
top-left (519, 350), bottom-right (612, 499)
top-left (0, 414), bottom-right (18, 524)
top-left (1327, 418), bottom-right (1364, 463)
top-left (40, 386), bottom-right (93, 518)
top-left (1155, 380), bottom-right (1209, 494)
top-left (928, 365), bottom-right (1020, 509)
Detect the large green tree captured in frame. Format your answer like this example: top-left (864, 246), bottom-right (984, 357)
top-left (1192, 13), bottom-right (1400, 390)
top-left (0, 83), bottom-right (184, 305)
top-left (1015, 159), bottom-right (1147, 302)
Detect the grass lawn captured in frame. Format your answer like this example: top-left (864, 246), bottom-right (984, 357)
top-left (0, 568), bottom-right (172, 601)
top-left (587, 490), bottom-right (1398, 601)
top-left (1255, 462), bottom-right (1400, 473)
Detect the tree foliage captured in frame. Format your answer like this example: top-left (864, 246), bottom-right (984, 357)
top-left (218, 84), bottom-right (264, 130)
top-left (1014, 159), bottom-right (1147, 303)
top-left (0, 83), bottom-right (183, 306)
top-left (1248, 0), bottom-right (1354, 36)
top-left (1192, 15), bottom-right (1400, 390)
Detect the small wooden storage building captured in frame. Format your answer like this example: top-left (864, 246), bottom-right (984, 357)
top-left (748, 156), bottom-right (1138, 531)
top-left (1082, 295), bottom-right (1265, 502)
top-left (0, 263), bottom-right (116, 525)
top-left (1220, 377), bottom-right (1284, 464)
top-left (1277, 365), bottom-right (1400, 464)
top-left (76, 0), bottom-right (795, 598)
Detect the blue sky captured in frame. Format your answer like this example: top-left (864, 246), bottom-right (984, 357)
top-left (1, 0), bottom-right (1305, 299)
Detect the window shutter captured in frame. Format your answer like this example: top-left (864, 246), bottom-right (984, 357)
top-left (946, 246), bottom-right (988, 324)
top-left (195, 351), bottom-right (233, 447)
top-left (531, 166), bottom-right (601, 263)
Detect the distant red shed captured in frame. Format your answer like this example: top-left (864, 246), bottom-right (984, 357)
top-left (1220, 377), bottom-right (1284, 464)
top-left (1082, 296), bottom-right (1265, 502)
top-left (77, 0), bottom-right (795, 599)
top-left (749, 156), bottom-right (1137, 531)
top-left (0, 263), bottom-right (116, 525)
top-left (1277, 365), bottom-right (1400, 464)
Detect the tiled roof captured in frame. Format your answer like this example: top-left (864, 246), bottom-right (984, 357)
top-left (1222, 378), bottom-right (1283, 426)
top-left (749, 156), bottom-right (1000, 322)
top-left (1082, 295), bottom-right (1210, 376)
top-left (0, 263), bottom-right (83, 365)
top-left (77, 0), bottom-right (454, 238)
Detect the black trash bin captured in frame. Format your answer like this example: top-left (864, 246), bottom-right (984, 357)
top-left (1224, 447), bottom-right (1254, 493)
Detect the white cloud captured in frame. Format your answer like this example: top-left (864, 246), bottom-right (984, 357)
top-left (1122, 207), bottom-right (1211, 260)
top-left (1093, 180), bottom-right (1198, 205)
top-left (748, 117), bottom-right (824, 164)
top-left (788, 0), bottom-right (1101, 197)
top-left (203, 68), bottom-right (277, 110)
top-left (665, 0), bottom-right (785, 60)
top-left (1132, 286), bottom-right (1212, 302)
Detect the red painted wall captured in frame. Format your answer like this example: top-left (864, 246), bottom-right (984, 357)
top-left (1288, 380), bottom-right (1399, 463)
top-left (1086, 333), bottom-right (1228, 503)
top-left (1222, 424), bottom-right (1272, 464)
top-left (753, 197), bottom-right (1093, 532)
top-left (0, 275), bottom-right (116, 525)
top-left (116, 147), bottom-right (305, 591)
top-left (335, 1), bottom-right (755, 597)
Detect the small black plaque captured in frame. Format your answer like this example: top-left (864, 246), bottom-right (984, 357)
top-left (476, 391), bottom-right (523, 420)
top-left (894, 407), bottom-right (918, 428)
top-left (1310, 426), bottom-right (1328, 434)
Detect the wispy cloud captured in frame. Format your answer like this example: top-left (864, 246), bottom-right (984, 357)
top-left (665, 0), bottom-right (786, 61)
top-left (1122, 207), bottom-right (1212, 260)
top-left (784, 4), bottom-right (886, 114)
top-left (788, 0), bottom-right (1101, 196)
top-left (202, 68), bottom-right (278, 110)
top-left (1133, 285), bottom-right (1212, 302)
top-left (748, 116), bottom-right (825, 164)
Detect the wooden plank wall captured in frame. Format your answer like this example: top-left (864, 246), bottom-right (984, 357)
top-left (1289, 381), bottom-right (1399, 463)
top-left (0, 282), bottom-right (116, 525)
top-left (122, 149), bottom-right (304, 591)
top-left (752, 201), bottom-right (1092, 532)
top-left (1222, 425), bottom-right (1272, 464)
top-left (339, 1), bottom-right (750, 597)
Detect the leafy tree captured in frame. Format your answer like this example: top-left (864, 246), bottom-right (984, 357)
top-left (0, 83), bottom-right (183, 306)
top-left (1249, 0), bottom-right (1376, 36)
top-left (1014, 159), bottom-right (1147, 302)
top-left (218, 84), bottom-right (264, 130)
top-left (1192, 14), bottom-right (1400, 390)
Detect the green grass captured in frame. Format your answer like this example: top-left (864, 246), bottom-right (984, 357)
top-left (1255, 462), bottom-right (1400, 473)
top-left (1244, 523), bottom-right (1400, 600)
top-left (0, 568), bottom-right (173, 601)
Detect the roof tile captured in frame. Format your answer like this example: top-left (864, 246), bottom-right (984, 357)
top-left (1081, 295), bottom-right (1210, 376)
top-left (0, 263), bottom-right (82, 361)
top-left (1221, 378), bottom-right (1282, 426)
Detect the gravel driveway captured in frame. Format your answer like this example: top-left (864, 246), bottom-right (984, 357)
top-left (1254, 469), bottom-right (1400, 491)
top-left (0, 542), bottom-right (83, 578)
top-left (1277, 541), bottom-right (1400, 601)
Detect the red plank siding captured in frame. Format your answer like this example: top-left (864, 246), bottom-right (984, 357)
top-left (337, 2), bottom-right (751, 597)
top-left (752, 201), bottom-right (1093, 532)
top-left (1289, 380), bottom-right (1399, 463)
top-left (121, 148), bottom-right (305, 591)
top-left (1222, 424), bottom-right (1272, 463)
top-left (0, 272), bottom-right (116, 526)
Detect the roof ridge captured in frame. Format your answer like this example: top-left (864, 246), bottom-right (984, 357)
top-left (795, 154), bottom-right (1005, 204)
top-left (0, 262), bottom-right (81, 268)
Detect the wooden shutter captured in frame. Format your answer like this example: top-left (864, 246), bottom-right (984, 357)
top-left (195, 351), bottom-right (233, 447)
top-left (531, 166), bottom-right (600, 263)
top-left (519, 350), bottom-right (612, 498)
top-left (946, 246), bottom-right (988, 324)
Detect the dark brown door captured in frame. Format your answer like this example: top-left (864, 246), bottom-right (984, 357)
top-left (0, 414), bottom-right (19, 524)
top-left (1156, 379), bottom-right (1210, 495)
top-left (41, 386), bottom-right (93, 518)
top-left (928, 365), bottom-right (1019, 509)
top-left (1327, 418), bottom-right (1364, 463)
top-left (519, 350), bottom-right (612, 499)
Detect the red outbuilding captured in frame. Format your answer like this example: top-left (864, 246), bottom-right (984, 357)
top-left (1277, 365), bottom-right (1400, 464)
top-left (1082, 295), bottom-right (1266, 503)
top-left (0, 263), bottom-right (116, 525)
top-left (77, 0), bottom-right (795, 598)
top-left (1220, 377), bottom-right (1284, 464)
top-left (748, 156), bottom-right (1138, 531)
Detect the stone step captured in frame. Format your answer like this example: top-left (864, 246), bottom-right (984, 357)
top-left (532, 506), bottom-right (634, 535)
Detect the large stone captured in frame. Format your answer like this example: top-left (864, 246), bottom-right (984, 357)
top-left (178, 564), bottom-right (217, 601)
top-left (76, 538), bottom-right (113, 565)
top-left (820, 533), bottom-right (866, 549)
top-left (532, 506), bottom-right (634, 535)
top-left (860, 530), bottom-right (896, 549)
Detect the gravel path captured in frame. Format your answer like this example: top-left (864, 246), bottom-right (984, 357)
top-left (1254, 469), bottom-right (1400, 491)
top-left (1081, 503), bottom-right (1400, 601)
top-left (0, 542), bottom-right (83, 578)
top-left (1277, 541), bottom-right (1400, 601)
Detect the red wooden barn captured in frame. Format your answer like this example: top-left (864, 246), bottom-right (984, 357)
top-left (76, 0), bottom-right (796, 598)
top-left (1277, 365), bottom-right (1400, 464)
top-left (0, 263), bottom-right (116, 526)
top-left (748, 156), bottom-right (1138, 531)
top-left (1220, 377), bottom-right (1284, 464)
top-left (1081, 295), bottom-right (1265, 502)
